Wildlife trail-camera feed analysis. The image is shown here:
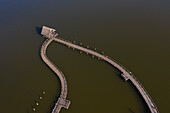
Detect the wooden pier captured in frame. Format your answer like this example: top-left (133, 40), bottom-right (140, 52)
top-left (40, 27), bottom-right (70, 113)
top-left (40, 26), bottom-right (158, 113)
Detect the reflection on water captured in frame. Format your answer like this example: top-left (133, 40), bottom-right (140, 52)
top-left (0, 0), bottom-right (170, 113)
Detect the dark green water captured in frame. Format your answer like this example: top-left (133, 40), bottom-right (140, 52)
top-left (0, 0), bottom-right (170, 113)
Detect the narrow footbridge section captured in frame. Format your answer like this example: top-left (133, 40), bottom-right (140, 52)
top-left (53, 37), bottom-right (159, 113)
top-left (40, 38), bottom-right (70, 113)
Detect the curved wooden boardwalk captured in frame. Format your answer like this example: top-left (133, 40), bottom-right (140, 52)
top-left (40, 25), bottom-right (158, 113)
top-left (52, 37), bottom-right (159, 113)
top-left (40, 38), bottom-right (70, 113)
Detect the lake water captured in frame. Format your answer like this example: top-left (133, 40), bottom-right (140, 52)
top-left (0, 0), bottom-right (170, 113)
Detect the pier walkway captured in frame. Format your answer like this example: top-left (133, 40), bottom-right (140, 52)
top-left (40, 26), bottom-right (158, 113)
top-left (40, 38), bottom-right (70, 113)
top-left (52, 37), bottom-right (158, 113)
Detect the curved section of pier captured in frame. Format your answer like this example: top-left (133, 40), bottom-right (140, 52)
top-left (40, 38), bottom-right (70, 113)
top-left (53, 37), bottom-right (158, 113)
